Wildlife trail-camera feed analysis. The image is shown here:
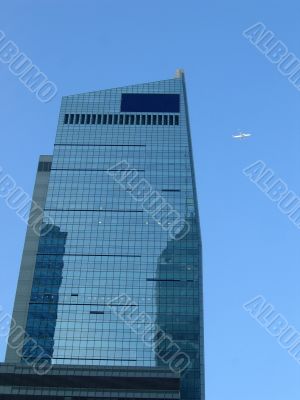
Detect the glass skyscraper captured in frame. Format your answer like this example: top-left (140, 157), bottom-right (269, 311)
top-left (5, 70), bottom-right (205, 400)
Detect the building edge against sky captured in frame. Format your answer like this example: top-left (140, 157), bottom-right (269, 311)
top-left (4, 70), bottom-right (205, 400)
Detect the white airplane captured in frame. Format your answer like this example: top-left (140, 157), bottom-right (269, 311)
top-left (232, 131), bottom-right (252, 139)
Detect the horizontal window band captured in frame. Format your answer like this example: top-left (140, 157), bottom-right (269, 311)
top-left (51, 168), bottom-right (145, 172)
top-left (63, 113), bottom-right (180, 126)
top-left (29, 302), bottom-right (137, 306)
top-left (0, 371), bottom-right (179, 395)
top-left (36, 253), bottom-right (141, 257)
top-left (54, 143), bottom-right (146, 147)
top-left (146, 278), bottom-right (181, 282)
top-left (90, 311), bottom-right (105, 315)
top-left (161, 189), bottom-right (181, 192)
top-left (44, 209), bottom-right (143, 212)
top-left (23, 356), bottom-right (137, 362)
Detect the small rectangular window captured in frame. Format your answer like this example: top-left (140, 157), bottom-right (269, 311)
top-left (64, 114), bottom-right (69, 124)
top-left (91, 114), bottom-right (96, 124)
top-left (75, 114), bottom-right (80, 124)
top-left (125, 115), bottom-right (129, 125)
top-left (108, 114), bottom-right (113, 124)
top-left (175, 115), bottom-right (179, 125)
top-left (164, 115), bottom-right (168, 125)
top-left (103, 114), bottom-right (107, 124)
top-left (147, 115), bottom-right (151, 125)
top-left (80, 114), bottom-right (85, 124)
top-left (158, 115), bottom-right (162, 125)
top-left (119, 115), bottom-right (124, 124)
top-left (90, 311), bottom-right (104, 315)
top-left (97, 114), bottom-right (102, 124)
top-left (169, 115), bottom-right (174, 125)
top-left (86, 114), bottom-right (91, 124)
top-left (152, 115), bottom-right (157, 125)
top-left (69, 114), bottom-right (74, 124)
top-left (114, 114), bottom-right (118, 124)
top-left (136, 115), bottom-right (140, 125)
top-left (141, 115), bottom-right (146, 125)
top-left (130, 115), bottom-right (135, 125)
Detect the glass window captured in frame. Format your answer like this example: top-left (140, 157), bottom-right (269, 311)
top-left (121, 93), bottom-right (180, 113)
top-left (103, 114), bottom-right (107, 124)
top-left (119, 115), bottom-right (124, 124)
top-left (80, 114), bottom-right (85, 124)
top-left (147, 115), bottom-right (151, 125)
top-left (136, 115), bottom-right (140, 125)
top-left (91, 114), bottom-right (96, 124)
top-left (75, 114), bottom-right (80, 124)
top-left (86, 114), bottom-right (91, 124)
top-left (69, 114), bottom-right (74, 124)
top-left (64, 114), bottom-right (69, 124)
top-left (97, 114), bottom-right (102, 124)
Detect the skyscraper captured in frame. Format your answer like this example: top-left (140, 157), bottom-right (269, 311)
top-left (4, 70), bottom-right (204, 400)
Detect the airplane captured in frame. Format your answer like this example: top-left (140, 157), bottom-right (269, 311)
top-left (232, 131), bottom-right (252, 139)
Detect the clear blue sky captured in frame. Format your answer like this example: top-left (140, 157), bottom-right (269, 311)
top-left (1, 1), bottom-right (300, 399)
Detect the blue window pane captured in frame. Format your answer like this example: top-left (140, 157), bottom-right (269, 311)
top-left (121, 94), bottom-right (180, 113)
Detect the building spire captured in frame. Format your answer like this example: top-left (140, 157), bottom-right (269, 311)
top-left (175, 68), bottom-right (185, 78)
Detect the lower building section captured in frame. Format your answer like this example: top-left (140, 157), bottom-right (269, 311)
top-left (0, 363), bottom-right (180, 399)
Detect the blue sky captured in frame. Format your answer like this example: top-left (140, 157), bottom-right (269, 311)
top-left (1, 1), bottom-right (300, 399)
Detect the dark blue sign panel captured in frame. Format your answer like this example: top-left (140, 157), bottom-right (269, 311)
top-left (121, 94), bottom-right (180, 113)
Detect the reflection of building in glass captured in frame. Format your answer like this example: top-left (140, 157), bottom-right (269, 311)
top-left (3, 71), bottom-right (205, 400)
top-left (155, 214), bottom-right (204, 400)
top-left (22, 225), bottom-right (67, 363)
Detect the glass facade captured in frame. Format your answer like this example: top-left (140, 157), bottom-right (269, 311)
top-left (19, 73), bottom-right (204, 400)
top-left (0, 364), bottom-right (180, 399)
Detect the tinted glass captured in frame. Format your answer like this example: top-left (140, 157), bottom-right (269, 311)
top-left (121, 94), bottom-right (180, 113)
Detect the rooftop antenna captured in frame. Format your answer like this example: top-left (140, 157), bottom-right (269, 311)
top-left (175, 68), bottom-right (185, 78)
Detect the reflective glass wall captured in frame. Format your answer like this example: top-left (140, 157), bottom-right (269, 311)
top-left (22, 74), bottom-right (205, 400)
